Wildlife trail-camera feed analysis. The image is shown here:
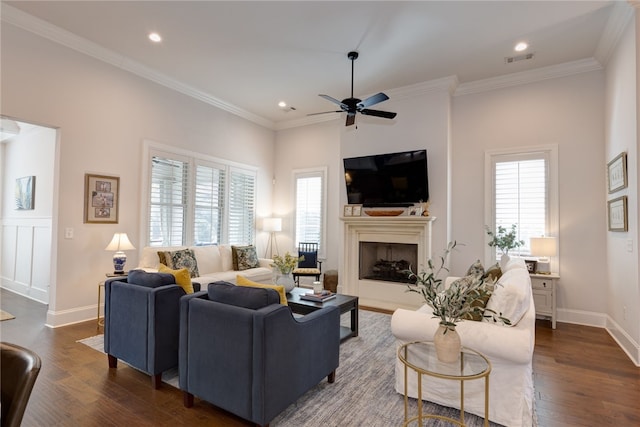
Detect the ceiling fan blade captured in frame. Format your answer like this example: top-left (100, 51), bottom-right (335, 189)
top-left (346, 114), bottom-right (356, 126)
top-left (360, 109), bottom-right (397, 119)
top-left (357, 92), bottom-right (389, 109)
top-left (319, 94), bottom-right (346, 108)
top-left (307, 110), bottom-right (342, 116)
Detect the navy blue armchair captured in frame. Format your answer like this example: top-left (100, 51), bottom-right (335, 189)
top-left (104, 270), bottom-right (200, 389)
top-left (180, 282), bottom-right (340, 427)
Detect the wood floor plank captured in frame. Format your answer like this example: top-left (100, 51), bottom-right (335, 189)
top-left (2, 288), bottom-right (639, 426)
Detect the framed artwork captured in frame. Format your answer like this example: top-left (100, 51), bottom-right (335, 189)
top-left (524, 259), bottom-right (537, 274)
top-left (607, 152), bottom-right (627, 193)
top-left (343, 205), bottom-right (353, 217)
top-left (15, 176), bottom-right (35, 210)
top-left (408, 206), bottom-right (423, 216)
top-left (608, 196), bottom-right (627, 232)
top-left (84, 173), bottom-right (120, 224)
top-left (352, 204), bottom-right (363, 216)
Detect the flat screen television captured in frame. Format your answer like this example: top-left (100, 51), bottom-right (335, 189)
top-left (343, 150), bottom-right (429, 207)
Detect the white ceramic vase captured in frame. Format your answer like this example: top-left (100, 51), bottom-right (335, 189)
top-left (276, 272), bottom-right (296, 293)
top-left (433, 324), bottom-right (461, 363)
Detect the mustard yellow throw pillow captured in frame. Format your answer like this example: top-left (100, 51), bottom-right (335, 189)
top-left (236, 275), bottom-right (288, 306)
top-left (159, 264), bottom-right (194, 294)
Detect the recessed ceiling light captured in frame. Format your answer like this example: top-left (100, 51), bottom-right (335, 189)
top-left (514, 42), bottom-right (528, 52)
top-left (278, 101), bottom-right (287, 108)
top-left (148, 32), bottom-right (162, 43)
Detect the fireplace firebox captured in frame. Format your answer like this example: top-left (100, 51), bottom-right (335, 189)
top-left (359, 242), bottom-right (418, 284)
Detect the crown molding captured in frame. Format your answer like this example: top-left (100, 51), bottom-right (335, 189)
top-left (454, 58), bottom-right (603, 96)
top-left (1, 4), bottom-right (275, 130)
top-left (594, 1), bottom-right (635, 65)
top-left (387, 75), bottom-right (459, 100)
top-left (274, 113), bottom-right (340, 131)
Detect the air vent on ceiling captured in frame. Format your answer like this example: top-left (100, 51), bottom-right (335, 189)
top-left (505, 52), bottom-right (535, 64)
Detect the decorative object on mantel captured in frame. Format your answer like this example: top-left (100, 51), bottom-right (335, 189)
top-left (271, 252), bottom-right (303, 292)
top-left (105, 232), bottom-right (135, 274)
top-left (404, 241), bottom-right (509, 362)
top-left (607, 152), bottom-right (627, 193)
top-left (364, 209), bottom-right (404, 217)
top-left (485, 224), bottom-right (524, 264)
top-left (530, 236), bottom-right (557, 274)
top-left (15, 175), bottom-right (35, 210)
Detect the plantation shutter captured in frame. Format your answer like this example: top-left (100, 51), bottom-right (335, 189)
top-left (227, 167), bottom-right (256, 245)
top-left (295, 174), bottom-right (323, 250)
top-left (149, 155), bottom-right (189, 246)
top-left (493, 153), bottom-right (548, 255)
top-left (193, 162), bottom-right (225, 245)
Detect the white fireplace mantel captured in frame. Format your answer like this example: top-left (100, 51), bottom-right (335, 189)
top-left (340, 216), bottom-right (436, 311)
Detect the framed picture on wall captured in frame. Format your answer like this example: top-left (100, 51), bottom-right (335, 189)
top-left (607, 196), bottom-right (628, 232)
top-left (84, 173), bottom-right (120, 224)
top-left (607, 152), bottom-right (627, 193)
top-left (15, 176), bottom-right (35, 210)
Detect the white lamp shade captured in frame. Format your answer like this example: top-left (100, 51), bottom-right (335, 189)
top-left (105, 233), bottom-right (136, 251)
top-left (530, 236), bottom-right (557, 258)
top-left (263, 217), bottom-right (282, 233)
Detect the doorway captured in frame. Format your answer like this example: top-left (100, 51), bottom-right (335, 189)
top-left (0, 117), bottom-right (56, 305)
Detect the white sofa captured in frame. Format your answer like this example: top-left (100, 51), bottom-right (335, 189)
top-left (137, 245), bottom-right (273, 285)
top-left (391, 257), bottom-right (535, 427)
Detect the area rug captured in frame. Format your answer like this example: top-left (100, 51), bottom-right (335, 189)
top-left (0, 310), bottom-right (15, 321)
top-left (78, 310), bottom-right (527, 426)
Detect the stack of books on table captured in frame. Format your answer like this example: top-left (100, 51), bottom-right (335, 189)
top-left (300, 290), bottom-right (336, 303)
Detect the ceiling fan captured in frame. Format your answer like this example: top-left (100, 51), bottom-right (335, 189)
top-left (310, 51), bottom-right (397, 127)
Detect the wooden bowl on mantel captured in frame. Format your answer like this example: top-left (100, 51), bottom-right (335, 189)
top-left (364, 210), bottom-right (405, 217)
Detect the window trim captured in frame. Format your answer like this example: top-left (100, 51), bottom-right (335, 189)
top-left (484, 144), bottom-right (559, 266)
top-left (141, 139), bottom-right (258, 247)
top-left (292, 166), bottom-right (328, 260)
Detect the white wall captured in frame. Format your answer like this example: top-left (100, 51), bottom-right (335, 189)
top-left (1, 24), bottom-right (276, 326)
top-left (604, 16), bottom-right (639, 363)
top-left (273, 120), bottom-right (341, 269)
top-left (1, 125), bottom-right (56, 303)
top-left (452, 71), bottom-right (608, 321)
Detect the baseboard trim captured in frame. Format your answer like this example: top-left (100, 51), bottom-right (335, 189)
top-left (46, 304), bottom-right (98, 329)
top-left (557, 308), bottom-right (639, 366)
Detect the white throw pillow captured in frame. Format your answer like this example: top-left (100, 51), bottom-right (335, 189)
top-left (218, 244), bottom-right (234, 271)
top-left (485, 268), bottom-right (530, 326)
top-left (191, 245), bottom-right (222, 275)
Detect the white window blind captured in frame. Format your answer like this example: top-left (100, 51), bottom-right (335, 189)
top-left (149, 156), bottom-right (188, 246)
top-left (294, 168), bottom-right (326, 254)
top-left (146, 144), bottom-right (257, 248)
top-left (492, 153), bottom-right (548, 256)
top-left (227, 168), bottom-right (256, 245)
top-left (193, 162), bottom-right (225, 246)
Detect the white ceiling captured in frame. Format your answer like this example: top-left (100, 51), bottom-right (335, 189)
top-left (2, 1), bottom-right (631, 129)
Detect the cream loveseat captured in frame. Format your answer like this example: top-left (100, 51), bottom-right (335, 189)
top-left (137, 245), bottom-right (273, 285)
top-left (391, 257), bottom-right (535, 427)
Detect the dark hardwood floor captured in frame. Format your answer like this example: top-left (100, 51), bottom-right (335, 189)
top-left (1, 289), bottom-right (639, 426)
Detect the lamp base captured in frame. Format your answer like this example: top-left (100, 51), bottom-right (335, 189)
top-left (113, 251), bottom-right (127, 275)
top-left (535, 258), bottom-right (551, 274)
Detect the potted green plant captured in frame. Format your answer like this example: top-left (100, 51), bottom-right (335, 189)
top-left (485, 224), bottom-right (524, 263)
top-left (405, 241), bottom-right (509, 362)
top-left (270, 252), bottom-right (304, 292)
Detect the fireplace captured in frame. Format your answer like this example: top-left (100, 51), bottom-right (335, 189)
top-left (359, 242), bottom-right (417, 284)
top-left (340, 215), bottom-right (435, 311)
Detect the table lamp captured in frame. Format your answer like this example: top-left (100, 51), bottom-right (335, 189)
top-left (530, 236), bottom-right (557, 274)
top-left (105, 232), bottom-right (136, 274)
top-left (263, 217), bottom-right (282, 258)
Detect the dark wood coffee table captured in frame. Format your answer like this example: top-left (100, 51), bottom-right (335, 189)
top-left (287, 288), bottom-right (359, 342)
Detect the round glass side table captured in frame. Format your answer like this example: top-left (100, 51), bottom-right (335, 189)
top-left (397, 340), bottom-right (492, 427)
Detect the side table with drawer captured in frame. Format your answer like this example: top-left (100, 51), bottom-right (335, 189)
top-left (530, 273), bottom-right (559, 329)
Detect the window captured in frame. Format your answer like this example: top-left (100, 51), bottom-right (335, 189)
top-left (485, 145), bottom-right (558, 260)
top-left (144, 143), bottom-right (256, 247)
top-left (293, 167), bottom-right (327, 257)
